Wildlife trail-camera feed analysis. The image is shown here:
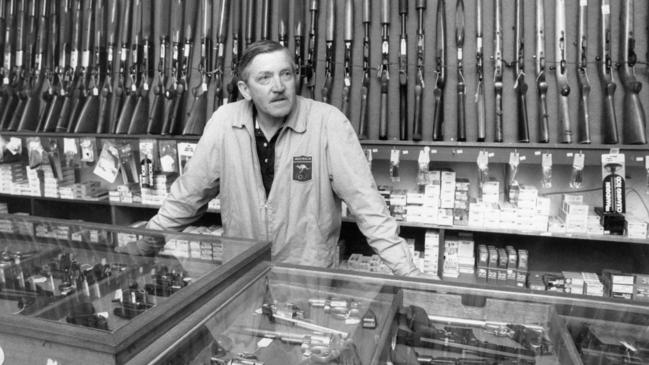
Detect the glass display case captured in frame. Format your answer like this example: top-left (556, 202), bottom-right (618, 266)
top-left (0, 214), bottom-right (270, 365)
top-left (145, 264), bottom-right (586, 365)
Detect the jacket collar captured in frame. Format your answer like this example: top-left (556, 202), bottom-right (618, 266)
top-left (231, 96), bottom-right (307, 134)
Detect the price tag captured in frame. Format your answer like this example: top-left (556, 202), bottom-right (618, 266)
top-left (488, 152), bottom-right (494, 158)
top-left (534, 151), bottom-right (542, 156)
top-left (402, 150), bottom-right (408, 155)
top-left (257, 338), bottom-right (273, 348)
top-left (520, 155), bottom-right (527, 161)
top-left (580, 0), bottom-right (588, 6)
top-left (602, 4), bottom-right (610, 14)
top-left (573, 153), bottom-right (585, 169)
top-left (430, 149), bottom-right (437, 154)
top-left (542, 153), bottom-right (553, 168)
top-left (645, 156), bottom-right (649, 169)
top-left (456, 149), bottom-right (464, 154)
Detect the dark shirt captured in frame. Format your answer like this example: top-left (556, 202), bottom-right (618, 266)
top-left (254, 120), bottom-right (281, 197)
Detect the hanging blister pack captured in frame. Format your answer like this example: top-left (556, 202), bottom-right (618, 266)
top-left (645, 156), bottom-right (649, 195)
top-left (508, 151), bottom-right (520, 186)
top-left (79, 138), bottom-right (97, 163)
top-left (541, 153), bottom-right (552, 189)
top-left (569, 152), bottom-right (585, 189)
top-left (27, 138), bottom-right (45, 168)
top-left (390, 149), bottom-right (401, 182)
top-left (477, 150), bottom-right (489, 198)
top-left (417, 147), bottom-right (430, 192)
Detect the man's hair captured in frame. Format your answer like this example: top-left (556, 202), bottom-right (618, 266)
top-left (237, 40), bottom-right (293, 81)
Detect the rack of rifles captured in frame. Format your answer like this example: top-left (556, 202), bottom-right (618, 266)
top-left (0, 0), bottom-right (646, 144)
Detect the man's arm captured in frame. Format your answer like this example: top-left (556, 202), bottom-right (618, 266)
top-left (325, 111), bottom-right (418, 276)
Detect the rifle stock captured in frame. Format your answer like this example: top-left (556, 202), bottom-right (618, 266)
top-left (475, 0), bottom-right (485, 142)
top-left (378, 0), bottom-right (390, 140)
top-left (339, 0), bottom-right (352, 119)
top-left (96, 0), bottom-right (117, 134)
top-left (76, 0), bottom-right (104, 133)
top-left (576, 0), bottom-right (591, 144)
top-left (455, 0), bottom-right (465, 142)
top-left (146, 0), bottom-right (165, 134)
top-left (535, 0), bottom-right (549, 143)
top-left (183, 0), bottom-right (210, 135)
top-left (493, 0), bottom-right (503, 142)
top-left (7, 0), bottom-right (33, 131)
top-left (411, 0), bottom-right (425, 142)
top-left (321, 0), bottom-right (334, 104)
top-left (556, 0), bottom-right (571, 143)
top-left (599, 0), bottom-right (618, 144)
top-left (115, 0), bottom-right (141, 134)
top-left (0, 0), bottom-right (20, 130)
top-left (54, 0), bottom-right (81, 132)
top-left (65, 0), bottom-right (93, 132)
top-left (304, 0), bottom-right (318, 98)
top-left (514, 0), bottom-right (529, 143)
top-left (398, 0), bottom-right (407, 140)
top-left (357, 0), bottom-right (369, 139)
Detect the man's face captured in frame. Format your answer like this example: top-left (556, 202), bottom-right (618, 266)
top-left (237, 50), bottom-right (297, 125)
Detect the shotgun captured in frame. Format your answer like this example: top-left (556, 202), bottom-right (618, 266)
top-left (109, 0), bottom-right (132, 133)
top-left (128, 0), bottom-right (152, 134)
top-left (224, 0), bottom-right (240, 104)
top-left (555, 0), bottom-right (572, 143)
top-left (166, 0), bottom-right (197, 135)
top-left (183, 0), bottom-right (210, 135)
top-left (0, 0), bottom-right (21, 130)
top-left (160, 0), bottom-right (183, 134)
top-left (493, 0), bottom-right (503, 142)
top-left (0, 0), bottom-right (7, 125)
top-left (357, 0), bottom-right (369, 139)
top-left (63, 0), bottom-right (93, 132)
top-left (75, 0), bottom-right (104, 133)
top-left (411, 0), bottom-right (425, 142)
top-left (260, 0), bottom-right (271, 41)
top-left (340, 0), bottom-right (352, 120)
top-left (431, 0), bottom-right (445, 141)
top-left (293, 0), bottom-right (303, 93)
top-left (535, 0), bottom-right (549, 143)
top-left (398, 0), bottom-right (407, 140)
top-left (115, 0), bottom-right (141, 134)
top-left (304, 0), bottom-right (318, 98)
top-left (598, 0), bottom-right (618, 144)
top-left (378, 0), bottom-right (390, 140)
top-left (53, 0), bottom-right (81, 132)
top-left (619, 0), bottom-right (646, 144)
top-left (7, 0), bottom-right (34, 131)
top-left (455, 0), bottom-right (465, 141)
top-left (576, 0), bottom-right (591, 144)
top-left (17, 0), bottom-right (47, 131)
top-left (210, 0), bottom-right (228, 111)
top-left (145, 0), bottom-right (165, 134)
top-left (41, 0), bottom-right (70, 132)
top-left (244, 0), bottom-right (255, 48)
top-left (96, 0), bottom-right (117, 134)
top-left (321, 0), bottom-right (334, 104)
top-left (514, 0), bottom-right (529, 142)
top-left (475, 0), bottom-right (485, 141)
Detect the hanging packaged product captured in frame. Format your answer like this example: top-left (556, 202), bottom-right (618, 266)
top-left (390, 149), bottom-right (400, 183)
top-left (541, 153), bottom-right (552, 189)
top-left (569, 152), bottom-right (584, 189)
top-left (599, 149), bottom-right (626, 235)
top-left (476, 150), bottom-right (489, 198)
top-left (417, 147), bottom-right (430, 192)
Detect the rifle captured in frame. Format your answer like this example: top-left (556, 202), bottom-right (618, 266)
top-left (321, 0), bottom-right (334, 104)
top-left (293, 0), bottom-right (303, 93)
top-left (41, 0), bottom-right (70, 132)
top-left (555, 0), bottom-right (571, 143)
top-left (260, 0), bottom-right (270, 41)
top-left (210, 0), bottom-right (228, 111)
top-left (619, 0), bottom-right (646, 144)
top-left (304, 0), bottom-right (318, 98)
top-left (455, 0), bottom-right (465, 142)
top-left (128, 0), bottom-right (152, 134)
top-left (377, 0), bottom-right (390, 140)
top-left (474, 0), bottom-right (485, 142)
top-left (493, 0), bottom-right (503, 142)
top-left (183, 0), bottom-right (210, 136)
top-left (576, 0), bottom-right (591, 144)
top-left (357, 0), bottom-right (369, 140)
top-left (160, 0), bottom-right (185, 134)
top-left (535, 0), bottom-right (549, 143)
top-left (431, 0), bottom-right (445, 141)
top-left (16, 0), bottom-right (47, 131)
top-left (397, 0), bottom-right (407, 140)
top-left (108, 0), bottom-right (132, 133)
top-left (115, 0), bottom-right (141, 134)
top-left (63, 0), bottom-right (93, 132)
top-left (7, 0), bottom-right (34, 131)
top-left (75, 0), bottom-right (104, 133)
top-left (224, 0), bottom-right (240, 104)
top-left (412, 0), bottom-right (425, 142)
top-left (53, 0), bottom-right (82, 132)
top-left (0, 0), bottom-right (21, 130)
top-left (145, 0), bottom-right (166, 134)
top-left (513, 0), bottom-right (529, 142)
top-left (244, 0), bottom-right (255, 48)
top-left (0, 0), bottom-right (6, 125)
top-left (96, 0), bottom-right (117, 134)
top-left (340, 0), bottom-right (352, 120)
top-left (598, 0), bottom-right (618, 144)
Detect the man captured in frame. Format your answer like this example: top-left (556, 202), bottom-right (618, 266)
top-left (129, 40), bottom-right (419, 276)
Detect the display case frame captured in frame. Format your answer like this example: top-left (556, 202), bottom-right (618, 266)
top-left (0, 214), bottom-right (271, 365)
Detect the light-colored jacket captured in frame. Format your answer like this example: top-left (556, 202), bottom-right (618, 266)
top-left (148, 96), bottom-right (418, 275)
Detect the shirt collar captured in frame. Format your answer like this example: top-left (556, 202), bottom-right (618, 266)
top-left (231, 96), bottom-right (307, 134)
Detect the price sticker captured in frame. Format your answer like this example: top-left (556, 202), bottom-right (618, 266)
top-left (573, 153), bottom-right (585, 169)
top-left (602, 4), bottom-right (610, 14)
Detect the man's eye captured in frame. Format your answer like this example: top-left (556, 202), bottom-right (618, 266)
top-left (280, 70), bottom-right (294, 80)
top-left (257, 75), bottom-right (271, 84)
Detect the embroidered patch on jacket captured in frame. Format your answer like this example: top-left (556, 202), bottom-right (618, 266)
top-left (293, 156), bottom-right (312, 182)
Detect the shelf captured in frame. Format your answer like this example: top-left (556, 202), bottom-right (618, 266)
top-left (342, 216), bottom-right (648, 245)
top-left (359, 140), bottom-right (649, 166)
top-left (0, 131), bottom-right (201, 142)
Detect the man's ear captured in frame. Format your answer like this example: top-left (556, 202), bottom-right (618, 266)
top-left (237, 80), bottom-right (251, 100)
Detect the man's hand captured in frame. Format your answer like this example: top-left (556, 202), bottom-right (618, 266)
top-left (114, 236), bottom-right (165, 257)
